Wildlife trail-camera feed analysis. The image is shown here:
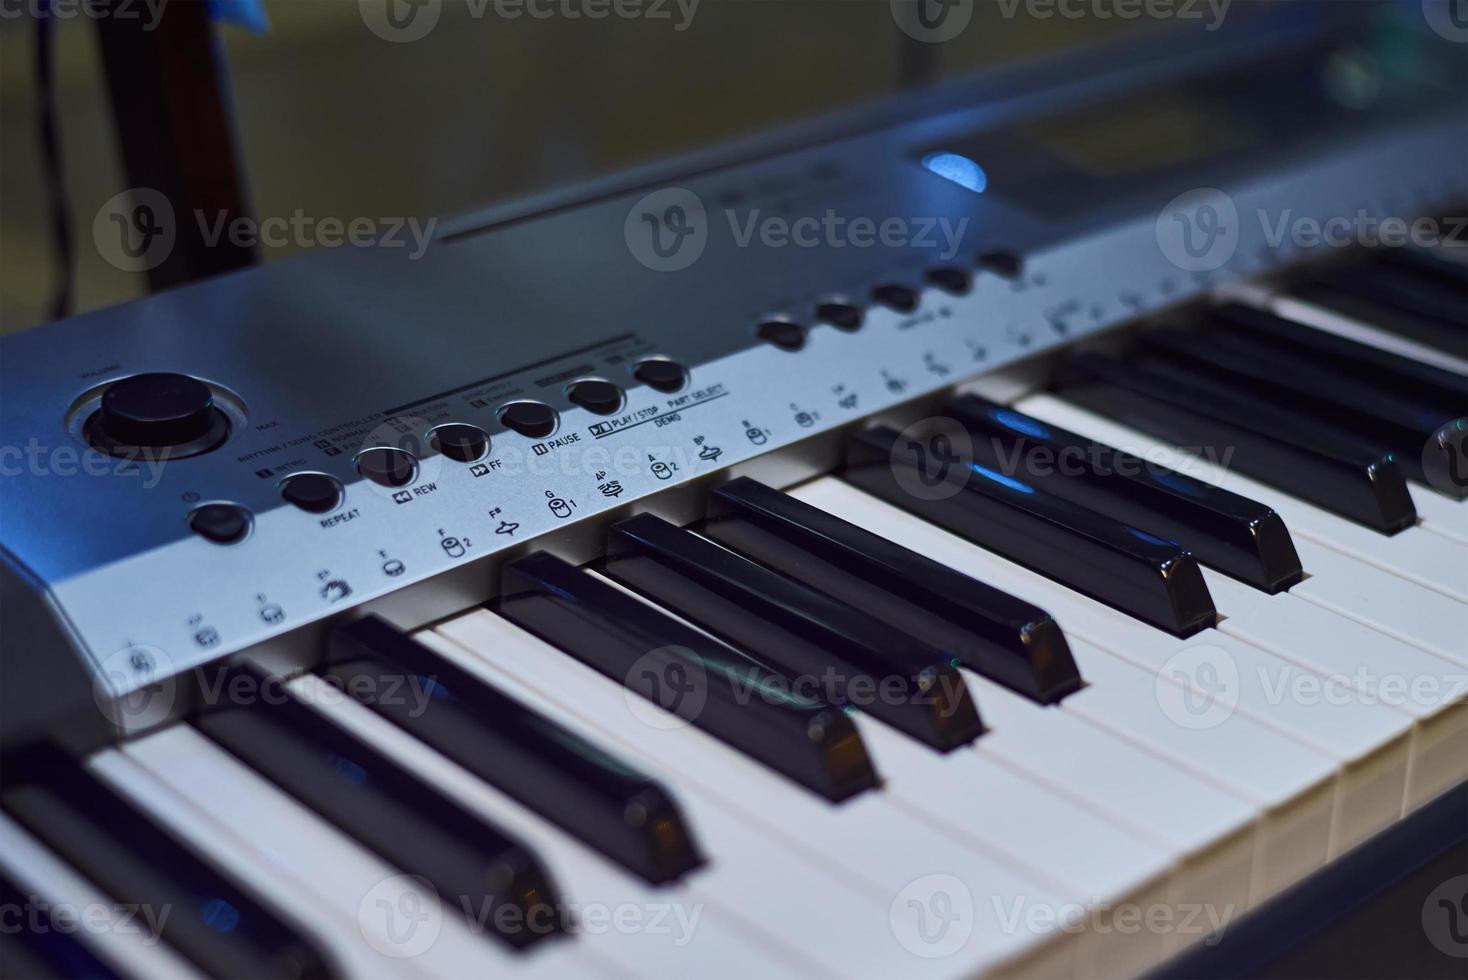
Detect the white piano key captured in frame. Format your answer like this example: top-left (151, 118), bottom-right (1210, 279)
top-left (424, 613), bottom-right (1082, 980)
top-left (792, 478), bottom-right (1421, 862)
top-left (84, 747), bottom-right (422, 980)
top-left (120, 724), bottom-right (612, 980)
top-left (1199, 569), bottom-right (1468, 810)
top-left (1409, 486), bottom-right (1468, 546)
top-left (282, 670), bottom-right (812, 980)
top-left (1015, 389), bottom-right (1468, 650)
top-left (850, 713), bottom-right (1186, 977)
top-left (0, 811), bottom-right (203, 980)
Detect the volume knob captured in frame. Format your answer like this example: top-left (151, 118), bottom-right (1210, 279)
top-left (89, 373), bottom-right (230, 457)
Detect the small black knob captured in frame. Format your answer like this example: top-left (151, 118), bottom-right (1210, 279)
top-left (567, 380), bottom-right (623, 416)
top-left (280, 472), bottom-right (344, 513)
top-left (356, 447), bottom-right (417, 488)
top-left (430, 423), bottom-right (490, 463)
top-left (500, 402), bottom-right (557, 438)
top-left (757, 319), bottom-right (806, 351)
top-left (871, 283), bottom-right (918, 313)
top-left (633, 359), bottom-right (688, 393)
top-left (100, 373), bottom-right (216, 447)
top-left (815, 302), bottom-right (863, 331)
top-left (925, 266), bottom-right (972, 294)
top-left (188, 503), bottom-right (252, 544)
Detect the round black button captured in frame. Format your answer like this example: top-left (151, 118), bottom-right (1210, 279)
top-left (567, 380), bottom-right (623, 416)
top-left (499, 401), bottom-right (557, 439)
top-left (757, 319), bottom-right (806, 351)
top-left (430, 423), bottom-right (490, 463)
top-left (188, 503), bottom-right (251, 544)
top-left (99, 373), bottom-right (217, 447)
top-left (815, 302), bottom-right (863, 331)
top-left (925, 266), bottom-right (972, 294)
top-left (632, 358), bottom-right (688, 393)
top-left (871, 283), bottom-right (919, 313)
top-left (355, 447), bottom-right (417, 487)
top-left (977, 249), bottom-right (1023, 279)
top-left (279, 472), bottom-right (344, 513)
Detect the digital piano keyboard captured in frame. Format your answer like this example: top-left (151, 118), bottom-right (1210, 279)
top-left (2, 15), bottom-right (1467, 980)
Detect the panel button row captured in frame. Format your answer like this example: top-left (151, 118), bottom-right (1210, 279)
top-left (757, 248), bottom-right (1025, 350)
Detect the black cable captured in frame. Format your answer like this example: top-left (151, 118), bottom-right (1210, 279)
top-left (36, 0), bottom-right (74, 321)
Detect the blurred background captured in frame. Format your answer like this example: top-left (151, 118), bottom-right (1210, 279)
top-left (1, 0), bottom-right (1442, 334)
top-left (0, 0), bottom-right (1160, 332)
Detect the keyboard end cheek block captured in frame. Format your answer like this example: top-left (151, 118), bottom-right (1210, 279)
top-left (498, 552), bottom-right (880, 803)
top-left (704, 477), bottom-right (1082, 705)
top-left (843, 426), bottom-right (1217, 638)
top-left (326, 615), bottom-right (705, 885)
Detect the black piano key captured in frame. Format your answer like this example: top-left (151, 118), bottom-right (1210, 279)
top-left (703, 477), bottom-right (1082, 704)
top-left (499, 552), bottom-right (878, 802)
top-left (604, 514), bottom-right (984, 751)
top-left (948, 394), bottom-right (1305, 593)
top-left (191, 666), bottom-right (564, 949)
top-left (1, 745), bottom-right (336, 978)
top-left (1061, 350), bottom-right (1418, 533)
top-left (1204, 303), bottom-right (1468, 422)
top-left (325, 615), bottom-right (704, 885)
top-left (1295, 257), bottom-right (1467, 355)
top-left (0, 873), bottom-right (120, 979)
top-left (1138, 326), bottom-right (1462, 491)
top-left (844, 425), bottom-right (1218, 637)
